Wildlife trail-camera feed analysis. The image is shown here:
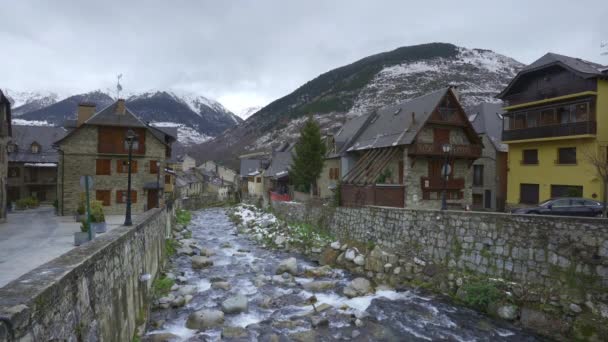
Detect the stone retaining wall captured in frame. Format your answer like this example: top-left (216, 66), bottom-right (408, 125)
top-left (0, 207), bottom-right (171, 342)
top-left (180, 194), bottom-right (220, 210)
top-left (271, 200), bottom-right (608, 340)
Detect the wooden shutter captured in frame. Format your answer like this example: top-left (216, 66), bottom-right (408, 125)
top-left (117, 160), bottom-right (125, 173)
top-left (96, 190), bottom-right (111, 206)
top-left (131, 190), bottom-right (138, 203)
top-left (116, 190), bottom-right (125, 203)
top-left (165, 174), bottom-right (171, 184)
top-left (131, 160), bottom-right (138, 173)
top-left (150, 160), bottom-right (158, 174)
top-left (398, 161), bottom-right (404, 184)
top-left (433, 128), bottom-right (450, 145)
top-left (96, 159), bottom-right (111, 175)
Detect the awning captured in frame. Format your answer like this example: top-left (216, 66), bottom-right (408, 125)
top-left (143, 182), bottom-right (164, 190)
top-left (24, 162), bottom-right (57, 168)
top-left (342, 147), bottom-right (400, 185)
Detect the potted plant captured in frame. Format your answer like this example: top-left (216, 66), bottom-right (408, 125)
top-left (74, 220), bottom-right (94, 246)
top-left (90, 200), bottom-right (107, 233)
top-left (74, 200), bottom-right (86, 222)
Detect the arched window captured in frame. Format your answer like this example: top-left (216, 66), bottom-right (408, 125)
top-left (31, 142), bottom-right (40, 154)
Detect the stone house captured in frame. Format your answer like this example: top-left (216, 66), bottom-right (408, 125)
top-left (175, 169), bottom-right (204, 199)
top-left (239, 152), bottom-right (270, 196)
top-left (173, 154), bottom-right (196, 172)
top-left (0, 90), bottom-right (12, 221)
top-left (264, 149), bottom-right (293, 201)
top-left (468, 103), bottom-right (508, 211)
top-left (198, 160), bottom-right (239, 184)
top-left (7, 125), bottom-right (67, 204)
top-left (55, 100), bottom-right (175, 216)
top-left (340, 87), bottom-right (482, 209)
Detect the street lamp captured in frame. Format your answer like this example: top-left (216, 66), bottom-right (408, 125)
top-left (441, 143), bottom-right (452, 211)
top-left (124, 129), bottom-right (138, 226)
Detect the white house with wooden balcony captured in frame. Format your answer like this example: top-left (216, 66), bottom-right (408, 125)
top-left (338, 87), bottom-right (482, 209)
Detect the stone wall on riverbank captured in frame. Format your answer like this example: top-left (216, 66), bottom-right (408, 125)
top-left (0, 207), bottom-right (170, 342)
top-left (180, 194), bottom-right (220, 210)
top-left (270, 200), bottom-right (608, 341)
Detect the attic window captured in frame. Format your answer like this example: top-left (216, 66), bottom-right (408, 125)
top-left (31, 142), bottom-right (40, 154)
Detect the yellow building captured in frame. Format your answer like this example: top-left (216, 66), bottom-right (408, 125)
top-left (498, 53), bottom-right (608, 206)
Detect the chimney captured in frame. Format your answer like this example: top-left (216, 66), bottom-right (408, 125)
top-left (411, 112), bottom-right (416, 125)
top-left (77, 102), bottom-right (96, 127)
top-left (116, 99), bottom-right (126, 115)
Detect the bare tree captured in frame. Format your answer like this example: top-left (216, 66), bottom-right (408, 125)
top-left (582, 147), bottom-right (608, 217)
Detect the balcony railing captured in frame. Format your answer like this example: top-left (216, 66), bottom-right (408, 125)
top-left (420, 176), bottom-right (465, 190)
top-left (502, 121), bottom-right (596, 141)
top-left (409, 143), bottom-right (482, 158)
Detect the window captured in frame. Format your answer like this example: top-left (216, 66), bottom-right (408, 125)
top-left (540, 109), bottom-right (556, 125)
top-left (256, 177), bottom-right (261, 183)
top-left (165, 174), bottom-right (171, 184)
top-left (116, 190), bottom-right (137, 204)
top-left (150, 160), bottom-right (159, 174)
top-left (557, 147), bottom-right (576, 164)
top-left (8, 167), bottom-right (19, 178)
top-left (522, 149), bottom-right (538, 165)
top-left (574, 102), bottom-right (589, 122)
top-left (484, 189), bottom-right (492, 209)
top-left (552, 199), bottom-right (570, 207)
top-left (513, 114), bottom-right (526, 129)
top-left (31, 142), bottom-right (40, 154)
top-left (473, 165), bottom-right (484, 186)
top-left (329, 167), bottom-right (340, 180)
top-left (96, 159), bottom-right (111, 175)
top-left (95, 190), bottom-right (111, 206)
top-left (98, 127), bottom-right (146, 154)
top-left (520, 184), bottom-right (539, 204)
top-left (556, 106), bottom-right (571, 124)
top-left (117, 159), bottom-right (138, 173)
top-left (551, 185), bottom-right (583, 198)
top-left (473, 194), bottom-right (483, 206)
top-left (527, 111), bottom-right (538, 128)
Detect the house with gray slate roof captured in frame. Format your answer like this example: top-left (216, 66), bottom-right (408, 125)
top-left (7, 125), bottom-right (67, 204)
top-left (55, 99), bottom-right (175, 216)
top-left (338, 87), bottom-right (482, 209)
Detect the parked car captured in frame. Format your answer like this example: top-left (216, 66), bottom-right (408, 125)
top-left (511, 198), bottom-right (604, 217)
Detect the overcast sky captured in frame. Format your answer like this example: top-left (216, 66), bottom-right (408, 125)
top-left (1, 0), bottom-right (606, 116)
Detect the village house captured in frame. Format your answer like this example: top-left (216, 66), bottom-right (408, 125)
top-left (264, 147), bottom-right (293, 201)
top-left (239, 152), bottom-right (270, 198)
top-left (468, 103), bottom-right (508, 211)
top-left (175, 169), bottom-right (204, 199)
top-left (173, 153), bottom-right (196, 172)
top-left (0, 90), bottom-right (12, 221)
top-left (55, 100), bottom-right (175, 216)
top-left (197, 160), bottom-right (238, 200)
top-left (339, 87), bottom-right (482, 209)
top-left (498, 53), bottom-right (608, 205)
top-left (7, 125), bottom-right (67, 205)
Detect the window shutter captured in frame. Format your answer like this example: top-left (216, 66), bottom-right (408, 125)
top-left (96, 159), bottom-right (111, 175)
top-left (96, 190), bottom-right (111, 206)
top-left (116, 190), bottom-right (124, 203)
top-left (131, 190), bottom-right (137, 203)
top-left (131, 160), bottom-right (138, 173)
top-left (165, 174), bottom-right (171, 184)
top-left (150, 160), bottom-right (158, 174)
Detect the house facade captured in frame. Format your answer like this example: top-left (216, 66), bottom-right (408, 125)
top-left (0, 90), bottom-right (12, 221)
top-left (468, 103), bottom-right (508, 211)
top-left (56, 100), bottom-right (174, 215)
top-left (340, 87), bottom-right (482, 209)
top-left (498, 53), bottom-right (608, 206)
top-left (7, 125), bottom-right (67, 204)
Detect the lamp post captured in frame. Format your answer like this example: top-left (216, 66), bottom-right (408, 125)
top-left (124, 129), bottom-right (138, 226)
top-left (441, 143), bottom-right (452, 211)
top-left (156, 160), bottom-right (161, 208)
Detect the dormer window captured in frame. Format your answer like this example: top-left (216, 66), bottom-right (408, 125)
top-left (31, 142), bottom-right (40, 154)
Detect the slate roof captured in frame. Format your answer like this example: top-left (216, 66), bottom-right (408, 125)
top-left (85, 101), bottom-right (147, 127)
top-left (347, 88), bottom-right (450, 151)
top-left (468, 103), bottom-right (507, 152)
top-left (498, 53), bottom-right (608, 99)
top-left (240, 159), bottom-right (264, 177)
top-left (9, 125), bottom-right (67, 163)
top-left (265, 150), bottom-right (293, 178)
top-left (327, 112), bottom-right (373, 158)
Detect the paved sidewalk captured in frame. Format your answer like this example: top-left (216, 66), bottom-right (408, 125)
top-left (0, 206), bottom-right (126, 287)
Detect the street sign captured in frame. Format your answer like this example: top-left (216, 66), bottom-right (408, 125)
top-left (80, 175), bottom-right (94, 190)
top-left (441, 164), bottom-right (451, 178)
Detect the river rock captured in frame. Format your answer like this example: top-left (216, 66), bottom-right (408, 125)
top-left (184, 295), bottom-right (193, 304)
top-left (302, 280), bottom-right (338, 292)
top-left (221, 242), bottom-right (233, 248)
top-left (177, 285), bottom-right (197, 296)
top-left (211, 281), bottom-right (231, 291)
top-left (222, 326), bottom-right (248, 339)
top-left (222, 294), bottom-right (249, 314)
top-left (354, 255), bottom-right (365, 266)
top-left (200, 247), bottom-right (215, 256)
top-left (186, 309), bottom-right (224, 330)
top-left (355, 318), bottom-right (364, 327)
top-left (497, 305), bottom-right (518, 320)
top-left (289, 330), bottom-right (317, 342)
top-left (330, 241), bottom-right (341, 250)
top-left (143, 332), bottom-right (180, 342)
top-left (311, 315), bottom-right (329, 328)
top-left (191, 256), bottom-right (213, 269)
top-left (343, 278), bottom-right (372, 298)
top-left (177, 246), bottom-right (195, 256)
top-left (274, 235), bottom-right (287, 246)
top-left (569, 303), bottom-right (582, 313)
top-left (305, 265), bottom-right (333, 278)
top-left (170, 296), bottom-right (186, 308)
top-left (276, 257), bottom-right (298, 275)
top-left (345, 248), bottom-right (357, 261)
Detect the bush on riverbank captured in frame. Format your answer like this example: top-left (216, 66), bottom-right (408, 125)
top-left (152, 275), bottom-right (175, 298)
top-left (176, 209), bottom-right (192, 226)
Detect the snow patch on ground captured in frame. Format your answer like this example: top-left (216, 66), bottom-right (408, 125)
top-left (11, 119), bottom-right (53, 126)
top-left (151, 121), bottom-right (212, 146)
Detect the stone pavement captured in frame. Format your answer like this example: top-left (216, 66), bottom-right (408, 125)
top-left (0, 206), bottom-right (127, 287)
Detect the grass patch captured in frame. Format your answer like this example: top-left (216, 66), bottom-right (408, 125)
top-left (176, 209), bottom-right (192, 226)
top-left (461, 280), bottom-right (502, 311)
top-left (165, 239), bottom-right (178, 257)
top-left (152, 275), bottom-right (175, 298)
top-left (288, 222), bottom-right (334, 249)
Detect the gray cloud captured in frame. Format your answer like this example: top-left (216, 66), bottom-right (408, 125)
top-left (1, 0), bottom-right (606, 114)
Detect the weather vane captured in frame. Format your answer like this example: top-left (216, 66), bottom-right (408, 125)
top-left (116, 74), bottom-right (123, 99)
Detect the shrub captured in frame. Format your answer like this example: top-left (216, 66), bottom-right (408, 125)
top-left (165, 239), bottom-right (177, 257)
top-left (80, 220), bottom-right (90, 233)
top-left (461, 280), bottom-right (502, 311)
top-left (90, 200), bottom-right (105, 223)
top-left (175, 209), bottom-right (192, 226)
top-left (16, 197), bottom-right (39, 209)
top-left (152, 275), bottom-right (175, 298)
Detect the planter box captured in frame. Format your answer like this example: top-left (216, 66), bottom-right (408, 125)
top-left (74, 232), bottom-right (90, 246)
top-left (92, 222), bottom-right (107, 233)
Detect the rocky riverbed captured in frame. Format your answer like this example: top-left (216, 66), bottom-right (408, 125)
top-left (143, 207), bottom-right (544, 341)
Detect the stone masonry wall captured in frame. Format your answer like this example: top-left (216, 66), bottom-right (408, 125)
top-left (271, 200), bottom-right (608, 339)
top-left (0, 207), bottom-right (171, 342)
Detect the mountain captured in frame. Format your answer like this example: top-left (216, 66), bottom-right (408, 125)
top-left (237, 106), bottom-right (262, 120)
top-left (15, 89), bottom-right (242, 145)
top-left (2, 90), bottom-right (63, 116)
top-left (192, 43), bottom-right (523, 168)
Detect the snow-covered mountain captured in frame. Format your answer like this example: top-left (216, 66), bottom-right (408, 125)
top-left (193, 43), bottom-right (523, 168)
top-left (237, 106), bottom-right (262, 120)
top-left (14, 89), bottom-right (242, 145)
top-left (2, 89), bottom-right (63, 116)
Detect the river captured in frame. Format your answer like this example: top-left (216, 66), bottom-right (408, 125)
top-left (144, 208), bottom-right (544, 341)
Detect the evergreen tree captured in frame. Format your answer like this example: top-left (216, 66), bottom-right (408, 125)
top-left (290, 116), bottom-right (327, 193)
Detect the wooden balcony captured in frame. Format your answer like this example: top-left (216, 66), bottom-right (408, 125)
top-left (502, 121), bottom-right (596, 141)
top-left (420, 176), bottom-right (465, 190)
top-left (408, 143), bottom-right (482, 158)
